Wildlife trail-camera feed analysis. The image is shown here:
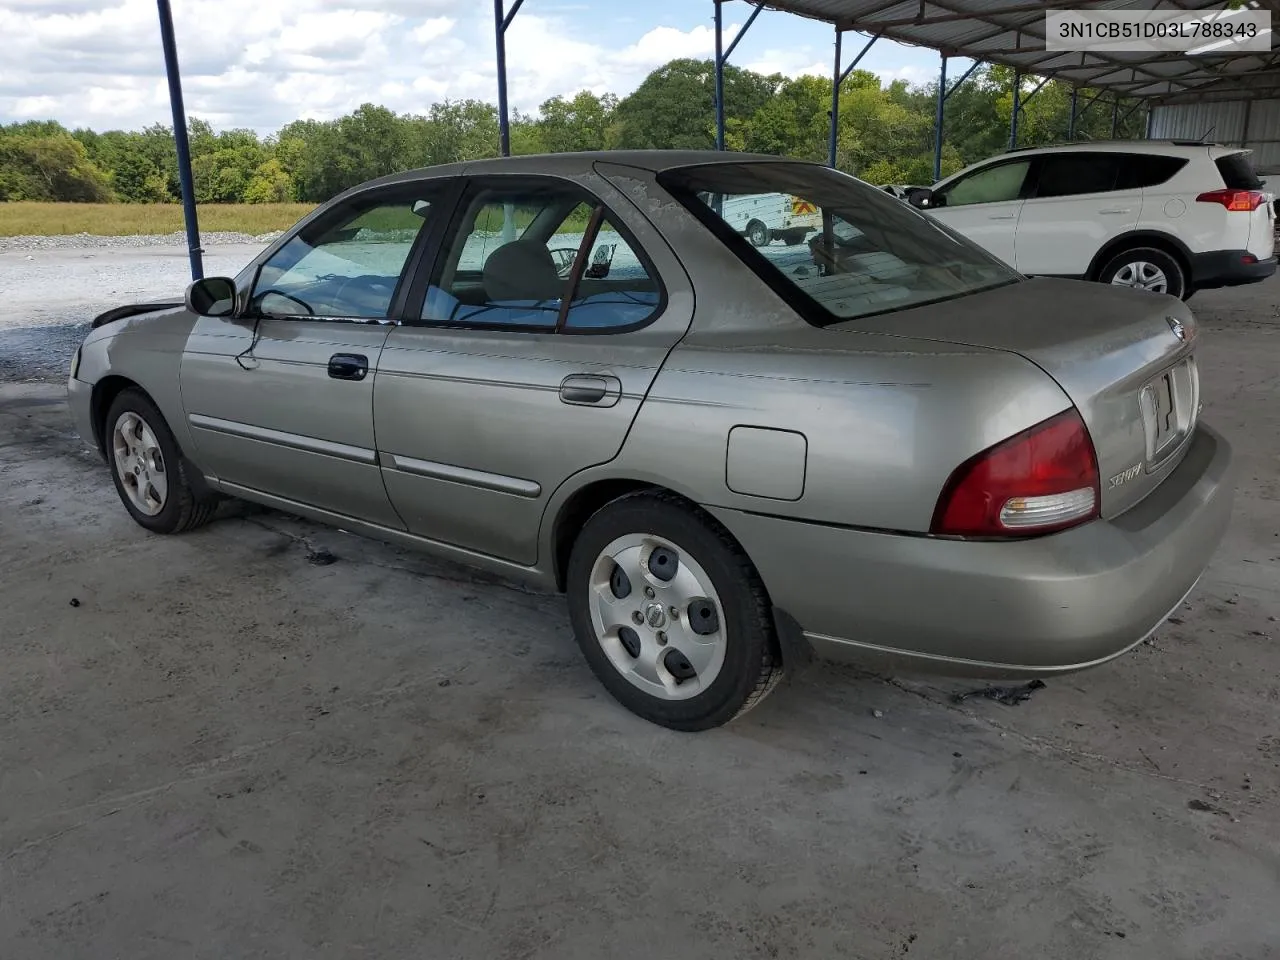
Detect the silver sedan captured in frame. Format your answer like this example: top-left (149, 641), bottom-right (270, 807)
top-left (67, 151), bottom-right (1235, 730)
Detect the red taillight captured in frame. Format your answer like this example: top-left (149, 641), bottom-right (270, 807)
top-left (1196, 188), bottom-right (1265, 212)
top-left (931, 408), bottom-right (1100, 538)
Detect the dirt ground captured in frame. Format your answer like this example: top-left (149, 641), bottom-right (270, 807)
top-left (1, 243), bottom-right (1278, 960)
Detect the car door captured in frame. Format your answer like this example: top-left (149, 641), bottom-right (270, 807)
top-left (373, 173), bottom-right (694, 565)
top-left (927, 157), bottom-right (1032, 266)
top-left (1012, 151), bottom-right (1140, 277)
top-left (180, 181), bottom-right (449, 526)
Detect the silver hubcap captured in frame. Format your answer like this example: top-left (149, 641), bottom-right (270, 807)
top-left (589, 534), bottom-right (726, 701)
top-left (1112, 260), bottom-right (1169, 293)
top-left (111, 411), bottom-right (168, 516)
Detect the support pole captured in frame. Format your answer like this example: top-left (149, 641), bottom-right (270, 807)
top-left (494, 0), bottom-right (512, 156)
top-left (714, 0), bottom-right (725, 150)
top-left (1145, 104), bottom-right (1154, 139)
top-left (828, 28), bottom-right (842, 167)
top-left (156, 0), bottom-right (202, 281)
top-left (1068, 87), bottom-right (1079, 140)
top-left (1110, 96), bottom-right (1120, 139)
top-left (1009, 71), bottom-right (1021, 149)
top-left (933, 55), bottom-right (947, 182)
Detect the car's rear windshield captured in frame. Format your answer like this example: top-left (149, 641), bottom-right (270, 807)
top-left (657, 161), bottom-right (1021, 327)
top-left (1216, 152), bottom-right (1263, 190)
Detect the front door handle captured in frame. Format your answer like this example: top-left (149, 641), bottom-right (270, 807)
top-left (559, 374), bottom-right (621, 407)
top-left (328, 353), bottom-right (368, 381)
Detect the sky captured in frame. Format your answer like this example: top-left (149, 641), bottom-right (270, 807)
top-left (0, 0), bottom-right (951, 135)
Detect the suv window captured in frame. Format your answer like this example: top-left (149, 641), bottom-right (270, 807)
top-left (940, 160), bottom-right (1030, 207)
top-left (1216, 152), bottom-right (1263, 189)
top-left (1116, 154), bottom-right (1189, 189)
top-left (421, 180), bottom-right (661, 332)
top-left (661, 161), bottom-right (1019, 326)
top-left (1033, 153), bottom-right (1120, 197)
top-left (252, 188), bottom-right (436, 320)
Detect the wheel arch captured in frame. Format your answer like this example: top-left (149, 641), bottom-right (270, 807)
top-left (1086, 230), bottom-right (1193, 283)
top-left (92, 375), bottom-right (217, 501)
top-left (90, 375), bottom-right (151, 457)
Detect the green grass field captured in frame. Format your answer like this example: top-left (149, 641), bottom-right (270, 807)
top-left (0, 202), bottom-right (317, 238)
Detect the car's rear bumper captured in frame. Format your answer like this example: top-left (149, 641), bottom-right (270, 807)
top-left (1190, 250), bottom-right (1276, 288)
top-left (707, 422), bottom-right (1235, 679)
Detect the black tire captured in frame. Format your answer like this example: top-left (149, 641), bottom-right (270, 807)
top-left (746, 220), bottom-right (770, 247)
top-left (1096, 246), bottom-right (1187, 300)
top-left (104, 388), bottom-right (218, 535)
top-left (566, 491), bottom-right (783, 731)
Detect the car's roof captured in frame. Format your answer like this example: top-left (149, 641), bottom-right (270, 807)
top-left (366, 150), bottom-right (807, 190)
top-left (1000, 139), bottom-right (1247, 159)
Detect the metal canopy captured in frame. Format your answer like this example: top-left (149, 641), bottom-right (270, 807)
top-left (746, 0), bottom-right (1280, 103)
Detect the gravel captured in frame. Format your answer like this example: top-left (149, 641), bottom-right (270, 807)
top-left (0, 230), bottom-right (283, 253)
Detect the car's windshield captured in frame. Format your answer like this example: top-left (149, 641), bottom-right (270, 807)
top-left (659, 161), bottom-right (1021, 326)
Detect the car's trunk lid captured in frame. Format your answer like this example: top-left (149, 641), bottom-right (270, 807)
top-left (829, 277), bottom-right (1199, 519)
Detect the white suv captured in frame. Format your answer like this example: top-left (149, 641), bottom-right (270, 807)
top-left (909, 140), bottom-right (1276, 300)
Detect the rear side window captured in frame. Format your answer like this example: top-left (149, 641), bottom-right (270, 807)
top-left (1216, 152), bottom-right (1263, 189)
top-left (659, 161), bottom-right (1020, 326)
top-left (420, 179), bottom-right (661, 333)
top-left (1033, 153), bottom-right (1120, 197)
top-left (1116, 154), bottom-right (1189, 190)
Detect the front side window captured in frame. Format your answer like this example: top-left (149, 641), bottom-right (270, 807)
top-left (940, 160), bottom-right (1031, 207)
top-left (660, 161), bottom-right (1020, 326)
top-left (251, 188), bottom-right (437, 320)
top-left (421, 180), bottom-right (661, 333)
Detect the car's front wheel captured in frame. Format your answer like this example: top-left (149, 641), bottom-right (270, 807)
top-left (566, 492), bottom-right (783, 731)
top-left (105, 388), bottom-right (218, 534)
top-left (1098, 246), bottom-right (1187, 299)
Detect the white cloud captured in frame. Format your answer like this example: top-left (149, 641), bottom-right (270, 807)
top-left (411, 16), bottom-right (456, 44)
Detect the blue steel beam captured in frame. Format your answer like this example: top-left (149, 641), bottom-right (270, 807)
top-left (934, 57), bottom-right (979, 181)
top-left (1068, 86), bottom-right (1079, 139)
top-left (494, 0), bottom-right (518, 156)
top-left (156, 0), bottom-right (203, 281)
top-left (1009, 71), bottom-right (1021, 149)
top-left (713, 1), bottom-right (763, 151)
top-left (933, 55), bottom-right (947, 182)
top-left (715, 1), bottom-right (726, 150)
top-left (828, 28), bottom-right (842, 167)
top-left (943, 60), bottom-right (980, 101)
top-left (829, 30), bottom-right (878, 167)
top-left (723, 1), bottom-right (762, 62)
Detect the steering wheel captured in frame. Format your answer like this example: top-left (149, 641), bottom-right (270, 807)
top-left (549, 247), bottom-right (578, 278)
top-left (256, 289), bottom-right (315, 316)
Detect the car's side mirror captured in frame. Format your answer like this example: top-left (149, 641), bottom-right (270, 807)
top-left (185, 276), bottom-right (238, 318)
top-left (906, 187), bottom-right (938, 209)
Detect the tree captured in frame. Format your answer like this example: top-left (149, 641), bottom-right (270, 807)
top-left (0, 132), bottom-right (112, 201)
top-left (614, 58), bottom-right (782, 150)
top-left (535, 91), bottom-right (617, 153)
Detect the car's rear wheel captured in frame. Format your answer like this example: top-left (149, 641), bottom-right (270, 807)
top-left (746, 220), bottom-right (770, 247)
top-left (566, 492), bottom-right (783, 731)
top-left (105, 389), bottom-right (218, 535)
top-left (1098, 247), bottom-right (1187, 299)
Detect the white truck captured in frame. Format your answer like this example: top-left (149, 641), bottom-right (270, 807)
top-left (719, 193), bottom-right (823, 247)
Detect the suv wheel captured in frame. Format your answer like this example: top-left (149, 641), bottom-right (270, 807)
top-left (1098, 247), bottom-right (1187, 299)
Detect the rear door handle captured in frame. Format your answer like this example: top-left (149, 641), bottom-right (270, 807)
top-left (327, 353), bottom-right (368, 381)
top-left (988, 214), bottom-right (1016, 220)
top-left (559, 374), bottom-right (621, 407)
top-left (1099, 208), bottom-right (1132, 214)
